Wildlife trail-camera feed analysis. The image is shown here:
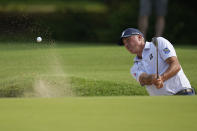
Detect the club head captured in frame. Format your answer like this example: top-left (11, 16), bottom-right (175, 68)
top-left (152, 37), bottom-right (158, 46)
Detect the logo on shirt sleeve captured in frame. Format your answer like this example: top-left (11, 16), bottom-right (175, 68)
top-left (163, 48), bottom-right (170, 54)
top-left (133, 73), bottom-right (136, 77)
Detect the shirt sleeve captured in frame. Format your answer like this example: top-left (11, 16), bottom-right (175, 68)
top-left (157, 37), bottom-right (177, 61)
top-left (130, 62), bottom-right (145, 82)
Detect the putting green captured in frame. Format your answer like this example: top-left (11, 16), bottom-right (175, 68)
top-left (0, 96), bottom-right (196, 131)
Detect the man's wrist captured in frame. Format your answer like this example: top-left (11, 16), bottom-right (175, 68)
top-left (150, 74), bottom-right (157, 85)
top-left (161, 74), bottom-right (166, 82)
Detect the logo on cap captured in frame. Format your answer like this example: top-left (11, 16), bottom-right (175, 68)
top-left (121, 31), bottom-right (125, 37)
top-left (132, 32), bottom-right (139, 35)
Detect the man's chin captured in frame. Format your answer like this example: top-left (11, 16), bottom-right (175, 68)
top-left (129, 50), bottom-right (136, 54)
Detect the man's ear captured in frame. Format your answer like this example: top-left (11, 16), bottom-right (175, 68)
top-left (138, 35), bottom-right (144, 42)
top-left (138, 35), bottom-right (143, 39)
top-left (137, 35), bottom-right (142, 41)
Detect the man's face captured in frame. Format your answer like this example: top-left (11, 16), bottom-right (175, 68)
top-left (122, 35), bottom-right (141, 54)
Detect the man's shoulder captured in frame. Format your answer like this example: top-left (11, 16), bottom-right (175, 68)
top-left (157, 37), bottom-right (170, 43)
top-left (148, 37), bottom-right (171, 48)
top-left (157, 37), bottom-right (169, 43)
top-left (156, 37), bottom-right (173, 48)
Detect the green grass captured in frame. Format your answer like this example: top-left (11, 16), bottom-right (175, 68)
top-left (0, 96), bottom-right (197, 131)
top-left (0, 42), bottom-right (197, 97)
top-left (0, 42), bottom-right (197, 131)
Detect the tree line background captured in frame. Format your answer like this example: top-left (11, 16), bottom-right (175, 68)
top-left (0, 0), bottom-right (196, 44)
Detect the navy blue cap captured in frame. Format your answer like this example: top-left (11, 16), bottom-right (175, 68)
top-left (118, 28), bottom-right (144, 45)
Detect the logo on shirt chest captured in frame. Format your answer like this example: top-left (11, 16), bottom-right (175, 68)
top-left (149, 53), bottom-right (153, 60)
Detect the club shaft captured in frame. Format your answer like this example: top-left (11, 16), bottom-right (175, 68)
top-left (156, 41), bottom-right (159, 79)
top-left (152, 37), bottom-right (159, 79)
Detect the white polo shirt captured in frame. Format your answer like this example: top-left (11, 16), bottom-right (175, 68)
top-left (131, 37), bottom-right (191, 96)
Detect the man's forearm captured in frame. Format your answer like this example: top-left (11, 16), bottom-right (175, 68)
top-left (161, 57), bottom-right (181, 82)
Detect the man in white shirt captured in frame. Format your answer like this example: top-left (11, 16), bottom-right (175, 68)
top-left (119, 28), bottom-right (195, 96)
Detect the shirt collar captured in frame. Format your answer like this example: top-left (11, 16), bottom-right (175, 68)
top-left (133, 42), bottom-right (151, 62)
top-left (144, 42), bottom-right (151, 49)
top-left (133, 56), bottom-right (141, 62)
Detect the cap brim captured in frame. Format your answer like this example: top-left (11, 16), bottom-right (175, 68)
top-left (118, 35), bottom-right (132, 46)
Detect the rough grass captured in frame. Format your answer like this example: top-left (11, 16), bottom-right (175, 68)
top-left (0, 42), bottom-right (197, 97)
top-left (70, 76), bottom-right (148, 96)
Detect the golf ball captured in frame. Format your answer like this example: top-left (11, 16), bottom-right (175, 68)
top-left (36, 37), bottom-right (42, 42)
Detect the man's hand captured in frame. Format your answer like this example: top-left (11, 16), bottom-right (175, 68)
top-left (139, 73), bottom-right (164, 89)
top-left (152, 75), bottom-right (164, 89)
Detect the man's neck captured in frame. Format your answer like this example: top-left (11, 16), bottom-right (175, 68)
top-left (137, 41), bottom-right (145, 59)
top-left (137, 55), bottom-right (142, 59)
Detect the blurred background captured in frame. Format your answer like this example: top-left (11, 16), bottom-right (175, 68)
top-left (0, 0), bottom-right (196, 44)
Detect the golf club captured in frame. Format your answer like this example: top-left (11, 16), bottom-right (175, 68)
top-left (152, 37), bottom-right (159, 79)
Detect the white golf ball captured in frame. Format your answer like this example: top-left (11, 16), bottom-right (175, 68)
top-left (36, 37), bottom-right (42, 42)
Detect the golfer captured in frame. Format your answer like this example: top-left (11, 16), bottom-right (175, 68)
top-left (119, 28), bottom-right (195, 96)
